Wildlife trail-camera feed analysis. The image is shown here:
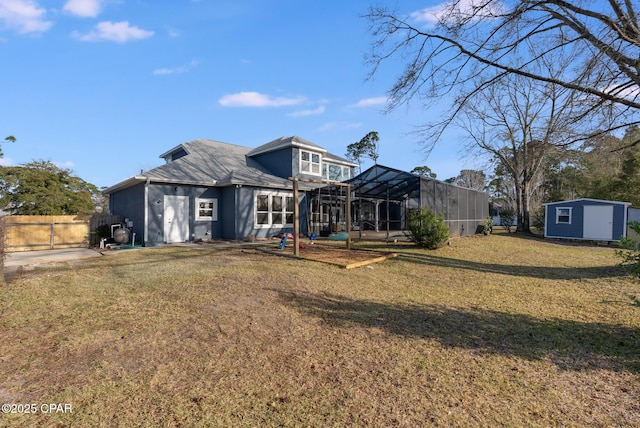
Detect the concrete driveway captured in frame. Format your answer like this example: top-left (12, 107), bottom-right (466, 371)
top-left (3, 248), bottom-right (103, 282)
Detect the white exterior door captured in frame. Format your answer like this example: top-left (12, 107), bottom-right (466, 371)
top-left (583, 205), bottom-right (613, 240)
top-left (164, 195), bottom-right (189, 243)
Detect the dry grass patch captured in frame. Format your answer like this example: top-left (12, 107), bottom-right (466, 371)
top-left (259, 241), bottom-right (398, 269)
top-left (0, 235), bottom-right (639, 427)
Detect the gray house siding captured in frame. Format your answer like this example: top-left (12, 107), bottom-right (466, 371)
top-left (231, 186), bottom-right (310, 240)
top-left (146, 184), bottom-right (164, 245)
top-left (145, 183), bottom-right (223, 245)
top-left (221, 186), bottom-right (238, 240)
top-left (236, 187), bottom-right (258, 239)
top-left (249, 148), bottom-right (293, 179)
top-left (193, 187), bottom-right (222, 240)
top-left (108, 182), bottom-right (145, 244)
top-left (544, 199), bottom-right (629, 241)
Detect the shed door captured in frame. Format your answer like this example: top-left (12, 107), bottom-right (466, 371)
top-left (583, 205), bottom-right (613, 240)
top-left (164, 195), bottom-right (190, 243)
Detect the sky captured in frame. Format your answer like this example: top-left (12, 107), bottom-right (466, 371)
top-left (0, 0), bottom-right (477, 189)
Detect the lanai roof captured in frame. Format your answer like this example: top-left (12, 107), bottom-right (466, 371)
top-left (347, 164), bottom-right (421, 200)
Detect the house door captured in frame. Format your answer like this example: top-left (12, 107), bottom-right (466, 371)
top-left (164, 195), bottom-right (189, 243)
top-left (583, 205), bottom-right (613, 240)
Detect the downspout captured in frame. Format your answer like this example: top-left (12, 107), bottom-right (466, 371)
top-left (144, 177), bottom-right (150, 245)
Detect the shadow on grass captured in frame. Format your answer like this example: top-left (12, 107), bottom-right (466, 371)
top-left (275, 290), bottom-right (640, 373)
top-left (394, 252), bottom-right (626, 280)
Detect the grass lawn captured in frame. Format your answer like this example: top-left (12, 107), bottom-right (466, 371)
top-left (1, 232), bottom-right (639, 427)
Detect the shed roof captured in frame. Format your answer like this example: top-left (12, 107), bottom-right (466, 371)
top-left (542, 198), bottom-right (632, 206)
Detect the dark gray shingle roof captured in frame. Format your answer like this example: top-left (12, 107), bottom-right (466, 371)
top-left (104, 137), bottom-right (351, 194)
top-left (145, 139), bottom-right (291, 187)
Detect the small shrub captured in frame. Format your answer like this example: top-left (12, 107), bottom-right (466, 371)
top-left (499, 208), bottom-right (516, 233)
top-left (407, 207), bottom-right (450, 249)
top-left (616, 221), bottom-right (640, 278)
top-left (482, 216), bottom-right (493, 235)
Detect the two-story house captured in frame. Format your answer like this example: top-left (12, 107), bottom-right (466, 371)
top-left (103, 136), bottom-right (357, 245)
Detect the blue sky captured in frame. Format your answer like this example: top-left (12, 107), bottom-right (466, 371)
top-left (0, 0), bottom-right (474, 189)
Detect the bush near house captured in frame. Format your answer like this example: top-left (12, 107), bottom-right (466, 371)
top-left (407, 207), bottom-right (450, 249)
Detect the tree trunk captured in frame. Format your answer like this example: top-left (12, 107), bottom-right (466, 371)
top-left (517, 179), bottom-right (532, 233)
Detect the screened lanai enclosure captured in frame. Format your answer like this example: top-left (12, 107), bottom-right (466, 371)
top-left (305, 164), bottom-right (489, 239)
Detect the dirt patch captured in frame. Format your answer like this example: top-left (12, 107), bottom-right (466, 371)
top-left (257, 242), bottom-right (398, 269)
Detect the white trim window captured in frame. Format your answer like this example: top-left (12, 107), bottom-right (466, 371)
top-left (300, 150), bottom-right (321, 176)
top-left (556, 207), bottom-right (572, 224)
top-left (322, 162), bottom-right (351, 181)
top-left (255, 192), bottom-right (295, 227)
top-left (343, 166), bottom-right (351, 180)
top-left (196, 198), bottom-right (218, 221)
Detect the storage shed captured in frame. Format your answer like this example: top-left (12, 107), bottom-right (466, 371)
top-left (543, 198), bottom-right (631, 242)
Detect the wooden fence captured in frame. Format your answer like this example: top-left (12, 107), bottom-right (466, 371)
top-left (2, 214), bottom-right (124, 252)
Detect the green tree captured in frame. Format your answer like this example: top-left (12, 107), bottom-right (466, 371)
top-left (411, 165), bottom-right (437, 179)
top-left (346, 131), bottom-right (380, 173)
top-left (541, 126), bottom-right (640, 205)
top-left (539, 147), bottom-right (586, 202)
top-left (0, 160), bottom-right (99, 215)
top-left (2, 136), bottom-right (15, 158)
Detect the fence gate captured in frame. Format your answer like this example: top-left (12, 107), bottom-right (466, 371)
top-left (2, 215), bottom-right (124, 252)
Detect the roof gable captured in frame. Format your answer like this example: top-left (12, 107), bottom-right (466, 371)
top-left (247, 135), bottom-right (327, 157)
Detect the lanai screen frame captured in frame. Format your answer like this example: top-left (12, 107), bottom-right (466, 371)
top-left (347, 164), bottom-right (489, 238)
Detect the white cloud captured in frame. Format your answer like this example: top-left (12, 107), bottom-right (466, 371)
top-left (411, 0), bottom-right (505, 27)
top-left (218, 91), bottom-right (306, 108)
top-left (72, 21), bottom-right (154, 43)
top-left (153, 60), bottom-right (200, 76)
top-left (287, 106), bottom-right (325, 117)
top-left (55, 160), bottom-right (75, 169)
top-left (0, 0), bottom-right (52, 34)
top-left (0, 157), bottom-right (12, 166)
top-left (63, 0), bottom-right (102, 18)
top-left (349, 96), bottom-right (388, 108)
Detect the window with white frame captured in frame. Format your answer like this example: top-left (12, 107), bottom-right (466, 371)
top-left (556, 207), bottom-right (572, 224)
top-left (342, 166), bottom-right (351, 180)
top-left (196, 198), bottom-right (218, 221)
top-left (322, 163), bottom-right (351, 181)
top-left (300, 150), bottom-right (321, 175)
top-left (255, 192), bottom-right (295, 227)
